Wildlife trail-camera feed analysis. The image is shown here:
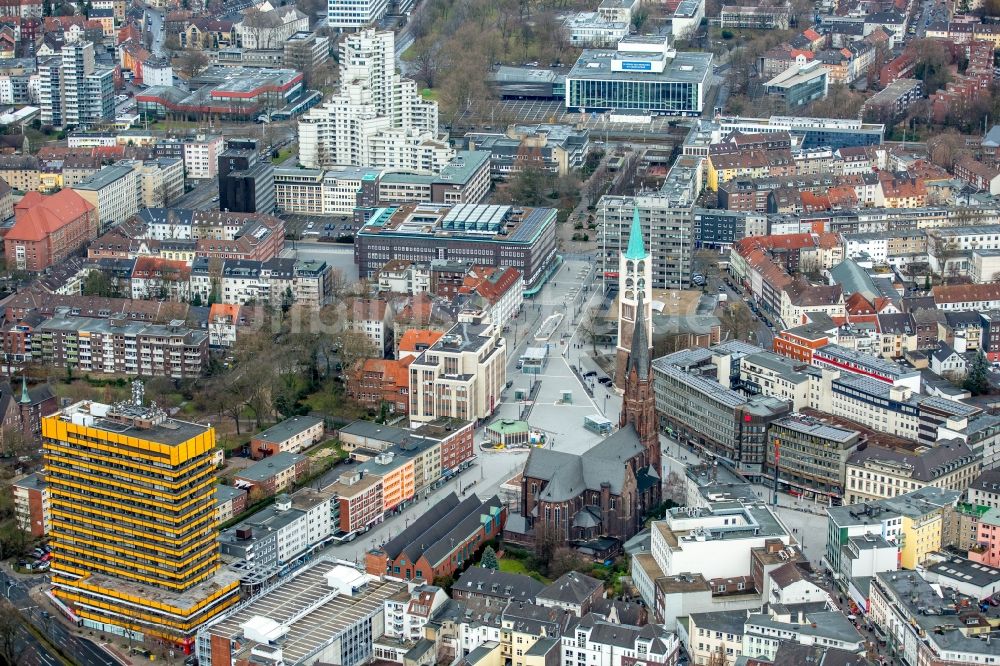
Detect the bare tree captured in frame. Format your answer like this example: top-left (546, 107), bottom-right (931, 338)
top-left (411, 39), bottom-right (444, 89)
top-left (0, 426), bottom-right (32, 460)
top-left (0, 602), bottom-right (20, 666)
top-left (239, 7), bottom-right (275, 49)
top-left (549, 546), bottom-right (590, 578)
top-left (719, 302), bottom-right (756, 342)
top-left (176, 49), bottom-right (209, 79)
top-left (664, 470), bottom-right (686, 506)
top-left (578, 308), bottom-right (604, 354)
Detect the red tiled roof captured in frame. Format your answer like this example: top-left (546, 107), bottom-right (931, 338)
top-left (352, 298), bottom-right (388, 321)
top-left (845, 292), bottom-right (874, 315)
top-left (933, 283), bottom-right (1000, 305)
top-left (210, 303), bottom-right (240, 322)
top-left (8, 189), bottom-right (94, 242)
top-left (398, 329), bottom-right (444, 353)
top-left (132, 256), bottom-right (191, 280)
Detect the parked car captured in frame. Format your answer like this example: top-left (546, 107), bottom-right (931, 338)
top-left (598, 377), bottom-right (612, 385)
top-left (583, 370), bottom-right (597, 377)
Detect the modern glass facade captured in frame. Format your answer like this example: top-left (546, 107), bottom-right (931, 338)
top-left (775, 75), bottom-right (828, 109)
top-left (566, 78), bottom-right (702, 114)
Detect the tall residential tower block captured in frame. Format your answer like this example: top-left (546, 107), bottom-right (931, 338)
top-left (43, 384), bottom-right (239, 652)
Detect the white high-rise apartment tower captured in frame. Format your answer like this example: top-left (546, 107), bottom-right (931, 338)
top-left (298, 29), bottom-right (452, 173)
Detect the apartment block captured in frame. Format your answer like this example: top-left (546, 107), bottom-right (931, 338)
top-left (44, 396), bottom-right (240, 651)
top-left (408, 320), bottom-right (506, 424)
top-left (38, 41), bottom-right (114, 128)
top-left (137, 157), bottom-right (184, 208)
top-left (218, 488), bottom-right (334, 575)
top-left (233, 451), bottom-right (308, 496)
top-left (12, 472), bottom-right (48, 537)
top-left (869, 568), bottom-right (1000, 666)
top-left (844, 441), bottom-right (981, 505)
top-left (299, 30), bottom-right (450, 173)
top-left (596, 159), bottom-right (701, 290)
top-left (32, 311), bottom-right (208, 378)
top-left (176, 135), bottom-right (217, 178)
top-left (766, 413), bottom-right (860, 505)
top-left (71, 163), bottom-right (140, 235)
top-left (249, 416), bottom-right (324, 460)
top-left (89, 209), bottom-right (286, 264)
top-left (825, 487), bottom-right (960, 574)
top-left (652, 348), bottom-right (791, 479)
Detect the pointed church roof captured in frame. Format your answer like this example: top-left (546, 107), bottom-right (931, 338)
top-left (624, 207), bottom-right (646, 260)
top-left (628, 291), bottom-right (651, 381)
top-left (20, 376), bottom-right (30, 404)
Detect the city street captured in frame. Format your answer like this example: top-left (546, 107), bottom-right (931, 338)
top-left (325, 258), bottom-right (622, 563)
top-left (0, 569), bottom-right (122, 666)
top-left (143, 7), bottom-right (165, 58)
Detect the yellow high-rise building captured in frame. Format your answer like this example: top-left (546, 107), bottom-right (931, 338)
top-left (43, 384), bottom-right (239, 653)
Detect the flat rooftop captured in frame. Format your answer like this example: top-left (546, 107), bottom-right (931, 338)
top-left (73, 164), bottom-right (135, 190)
top-left (72, 566), bottom-right (240, 612)
top-left (55, 400), bottom-right (210, 447)
top-left (426, 321), bottom-right (496, 355)
top-left (202, 560), bottom-right (405, 665)
top-left (567, 49), bottom-right (712, 84)
top-left (360, 203), bottom-right (555, 245)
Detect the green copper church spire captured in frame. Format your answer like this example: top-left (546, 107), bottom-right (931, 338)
top-left (19, 376), bottom-right (29, 404)
top-left (624, 206), bottom-right (646, 260)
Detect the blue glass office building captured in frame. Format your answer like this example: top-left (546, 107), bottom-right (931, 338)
top-left (565, 48), bottom-right (713, 115)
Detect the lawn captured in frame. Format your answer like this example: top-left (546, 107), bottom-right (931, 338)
top-left (421, 88), bottom-right (438, 101)
top-left (499, 557), bottom-right (550, 583)
top-left (148, 119), bottom-right (204, 131)
top-left (271, 146), bottom-right (297, 164)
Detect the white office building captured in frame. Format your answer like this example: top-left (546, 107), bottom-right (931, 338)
top-left (299, 30), bottom-right (452, 173)
top-left (328, 0), bottom-right (388, 29)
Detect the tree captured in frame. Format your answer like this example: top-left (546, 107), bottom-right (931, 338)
top-left (719, 302), bottom-right (756, 342)
top-left (807, 84), bottom-right (865, 120)
top-left (549, 547), bottom-right (589, 578)
top-left (927, 131), bottom-right (971, 170)
top-left (664, 470), bottom-right (686, 506)
top-left (296, 0), bottom-right (325, 22)
top-left (965, 348), bottom-right (991, 396)
top-left (176, 49), bottom-right (209, 79)
top-left (912, 39), bottom-right (952, 94)
top-left (82, 269), bottom-right (114, 297)
top-left (481, 545), bottom-right (498, 570)
top-left (410, 39), bottom-right (444, 89)
top-left (631, 8), bottom-right (648, 31)
top-left (0, 602), bottom-right (19, 666)
top-left (0, 427), bottom-right (32, 460)
top-left (504, 166), bottom-right (553, 207)
top-left (240, 7), bottom-right (276, 49)
top-left (578, 308), bottom-right (604, 354)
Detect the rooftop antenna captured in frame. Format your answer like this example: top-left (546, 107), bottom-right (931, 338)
top-left (132, 378), bottom-right (144, 407)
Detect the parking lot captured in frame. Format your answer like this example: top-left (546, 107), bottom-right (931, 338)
top-left (282, 214), bottom-right (358, 241)
top-left (461, 99), bottom-right (688, 134)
